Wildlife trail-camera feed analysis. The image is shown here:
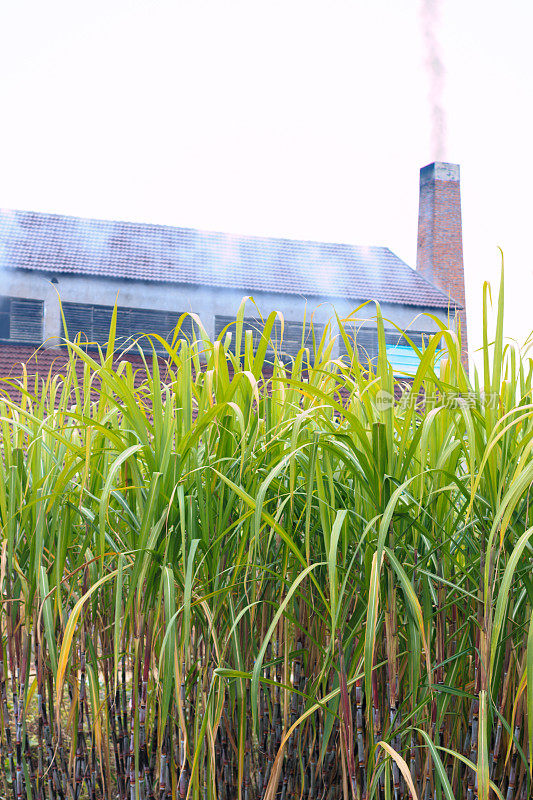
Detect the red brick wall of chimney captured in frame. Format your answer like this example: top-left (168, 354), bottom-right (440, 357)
top-left (416, 162), bottom-right (468, 366)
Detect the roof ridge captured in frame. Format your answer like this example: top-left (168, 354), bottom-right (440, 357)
top-left (380, 246), bottom-right (461, 308)
top-left (1, 207), bottom-right (391, 253)
top-left (0, 208), bottom-right (457, 310)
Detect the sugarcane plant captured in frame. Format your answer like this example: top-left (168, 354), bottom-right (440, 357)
top-left (0, 274), bottom-right (532, 800)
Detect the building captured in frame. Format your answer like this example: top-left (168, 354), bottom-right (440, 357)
top-left (0, 162), bottom-right (466, 380)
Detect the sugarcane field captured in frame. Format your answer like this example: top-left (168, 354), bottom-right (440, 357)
top-left (0, 278), bottom-right (532, 799)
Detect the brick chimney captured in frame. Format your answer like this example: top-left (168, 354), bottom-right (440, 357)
top-left (416, 162), bottom-right (468, 364)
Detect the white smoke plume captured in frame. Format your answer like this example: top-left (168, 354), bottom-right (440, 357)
top-left (421, 0), bottom-right (447, 161)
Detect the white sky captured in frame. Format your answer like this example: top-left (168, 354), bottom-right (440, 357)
top-left (1, 0), bottom-right (532, 361)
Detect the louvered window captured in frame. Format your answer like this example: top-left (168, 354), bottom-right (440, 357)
top-left (384, 330), bottom-right (435, 350)
top-left (0, 298), bottom-right (9, 339)
top-left (357, 326), bottom-right (379, 364)
top-left (0, 296), bottom-right (44, 343)
top-left (340, 325), bottom-right (439, 374)
top-left (62, 302), bottom-right (195, 352)
top-left (339, 323), bottom-right (379, 364)
top-left (215, 316), bottom-right (324, 360)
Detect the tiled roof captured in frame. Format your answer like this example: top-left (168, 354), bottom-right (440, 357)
top-left (0, 343), bottom-right (411, 408)
top-left (0, 209), bottom-right (457, 309)
top-left (0, 344), bottom-right (165, 406)
top-left (0, 344), bottom-right (156, 380)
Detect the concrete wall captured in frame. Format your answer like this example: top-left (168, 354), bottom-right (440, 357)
top-left (1, 268), bottom-right (452, 356)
